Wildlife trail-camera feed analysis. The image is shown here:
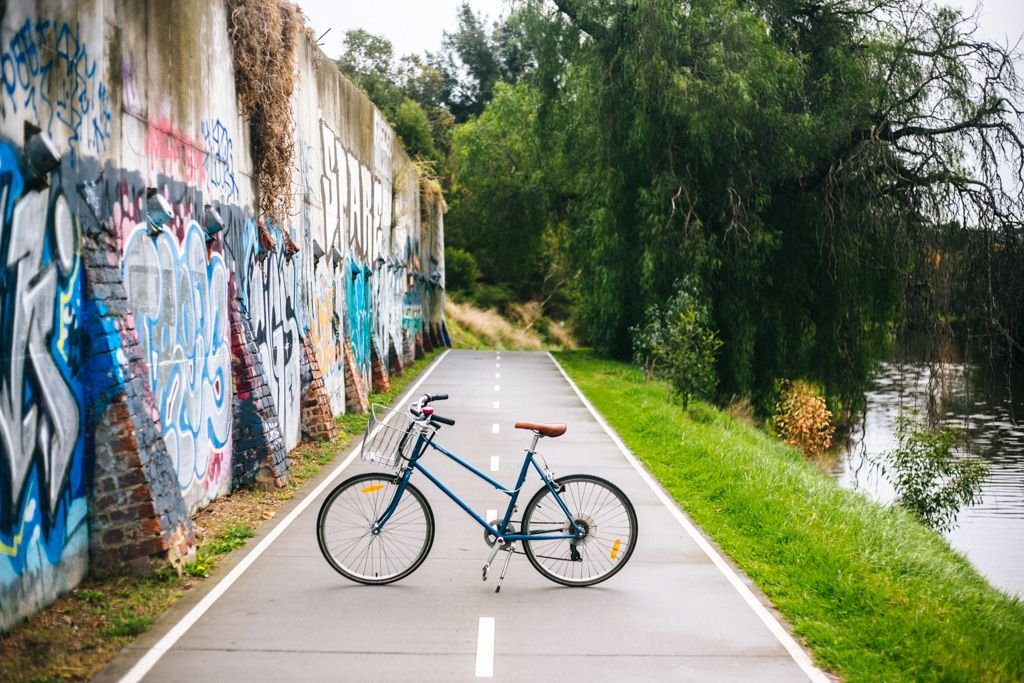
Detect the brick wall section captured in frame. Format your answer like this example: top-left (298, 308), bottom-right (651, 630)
top-left (370, 342), bottom-right (391, 394)
top-left (414, 332), bottom-right (426, 360)
top-left (228, 295), bottom-right (291, 489)
top-left (388, 340), bottom-right (404, 377)
top-left (401, 329), bottom-right (414, 366)
top-left (344, 338), bottom-right (370, 413)
top-left (300, 336), bottom-right (338, 441)
top-left (81, 226), bottom-right (194, 573)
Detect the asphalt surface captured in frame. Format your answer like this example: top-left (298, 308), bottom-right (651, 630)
top-left (98, 350), bottom-right (824, 682)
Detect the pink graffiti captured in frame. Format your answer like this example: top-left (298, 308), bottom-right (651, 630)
top-left (145, 117), bottom-right (206, 187)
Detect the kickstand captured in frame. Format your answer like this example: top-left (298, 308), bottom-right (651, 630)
top-left (494, 546), bottom-right (514, 593)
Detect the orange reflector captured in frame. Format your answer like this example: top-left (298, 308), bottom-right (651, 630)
top-left (611, 539), bottom-right (622, 560)
top-left (361, 484), bottom-right (384, 494)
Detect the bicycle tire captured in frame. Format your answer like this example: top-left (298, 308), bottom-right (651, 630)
top-left (316, 472), bottom-right (434, 584)
top-left (522, 474), bottom-right (637, 587)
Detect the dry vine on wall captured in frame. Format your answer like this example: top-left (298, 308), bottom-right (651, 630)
top-left (226, 0), bottom-right (302, 228)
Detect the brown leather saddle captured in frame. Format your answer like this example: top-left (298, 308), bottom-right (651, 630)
top-left (513, 421), bottom-right (567, 438)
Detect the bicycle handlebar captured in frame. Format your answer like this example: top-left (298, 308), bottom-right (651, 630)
top-left (411, 394), bottom-right (455, 427)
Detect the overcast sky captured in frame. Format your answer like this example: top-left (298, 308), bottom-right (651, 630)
top-left (296, 0), bottom-right (509, 60)
top-left (295, 0), bottom-right (1022, 62)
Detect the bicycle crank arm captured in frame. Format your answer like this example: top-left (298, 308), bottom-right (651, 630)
top-left (481, 538), bottom-right (504, 580)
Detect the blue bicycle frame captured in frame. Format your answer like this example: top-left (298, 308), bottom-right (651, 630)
top-left (370, 426), bottom-right (583, 543)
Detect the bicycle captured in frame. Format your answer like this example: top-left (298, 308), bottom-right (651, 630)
top-left (316, 393), bottom-right (638, 592)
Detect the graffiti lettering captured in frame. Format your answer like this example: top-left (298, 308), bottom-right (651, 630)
top-left (0, 141), bottom-right (87, 628)
top-left (347, 260), bottom-right (373, 388)
top-left (122, 221), bottom-right (232, 512)
top-left (309, 267), bottom-right (346, 413)
top-left (226, 219), bottom-right (302, 450)
top-left (0, 17), bottom-right (112, 165)
top-left (146, 118), bottom-right (206, 189)
top-left (201, 119), bottom-right (239, 201)
top-left (317, 119), bottom-right (390, 265)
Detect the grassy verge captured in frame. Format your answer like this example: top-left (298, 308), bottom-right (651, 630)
top-left (554, 350), bottom-right (1024, 682)
top-left (0, 349), bottom-right (445, 683)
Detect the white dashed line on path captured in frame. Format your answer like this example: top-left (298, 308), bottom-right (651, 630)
top-left (494, 385), bottom-right (500, 392)
top-left (493, 401), bottom-right (500, 409)
top-left (492, 423), bottom-right (499, 434)
top-left (490, 456), bottom-right (500, 472)
top-left (476, 617), bottom-right (495, 677)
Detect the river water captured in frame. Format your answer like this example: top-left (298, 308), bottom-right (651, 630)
top-left (834, 362), bottom-right (1024, 597)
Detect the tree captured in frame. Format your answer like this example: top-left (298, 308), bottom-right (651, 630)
top-left (518, 0), bottom-right (1024, 414)
top-left (433, 3), bottom-right (535, 122)
top-left (445, 82), bottom-right (564, 297)
top-left (878, 416), bottom-right (988, 533)
top-left (336, 30), bottom-right (451, 162)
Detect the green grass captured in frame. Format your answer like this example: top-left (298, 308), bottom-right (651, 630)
top-left (444, 314), bottom-right (490, 349)
top-left (554, 350), bottom-right (1024, 682)
top-left (101, 611), bottom-right (155, 638)
top-left (205, 524), bottom-right (255, 555)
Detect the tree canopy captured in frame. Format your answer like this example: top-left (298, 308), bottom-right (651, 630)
top-left (335, 0), bottom-right (1024, 415)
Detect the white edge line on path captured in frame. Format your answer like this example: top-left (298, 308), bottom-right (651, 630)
top-left (546, 352), bottom-right (829, 683)
top-left (118, 350), bottom-right (452, 683)
top-left (475, 616), bottom-right (495, 677)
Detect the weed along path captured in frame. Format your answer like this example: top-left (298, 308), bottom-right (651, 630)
top-left (98, 351), bottom-right (827, 682)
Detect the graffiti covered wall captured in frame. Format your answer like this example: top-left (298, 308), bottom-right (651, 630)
top-left (0, 0), bottom-right (446, 630)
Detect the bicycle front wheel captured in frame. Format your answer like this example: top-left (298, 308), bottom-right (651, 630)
top-left (522, 474), bottom-right (637, 587)
top-left (316, 473), bottom-right (434, 584)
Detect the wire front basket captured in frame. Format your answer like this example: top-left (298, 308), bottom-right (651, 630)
top-left (360, 404), bottom-right (433, 469)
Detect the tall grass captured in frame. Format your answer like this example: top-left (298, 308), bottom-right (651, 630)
top-left (445, 300), bottom-right (542, 349)
top-left (555, 350), bottom-right (1024, 682)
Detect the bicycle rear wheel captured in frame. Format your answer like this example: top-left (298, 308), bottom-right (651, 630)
top-left (522, 474), bottom-right (637, 587)
top-left (317, 473), bottom-right (434, 584)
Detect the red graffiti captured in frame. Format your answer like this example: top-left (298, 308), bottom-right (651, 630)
top-left (145, 117), bottom-right (206, 187)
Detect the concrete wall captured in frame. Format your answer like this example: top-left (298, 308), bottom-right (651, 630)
top-left (0, 0), bottom-right (447, 631)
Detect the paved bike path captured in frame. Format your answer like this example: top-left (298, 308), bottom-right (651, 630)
top-left (99, 350), bottom-right (825, 682)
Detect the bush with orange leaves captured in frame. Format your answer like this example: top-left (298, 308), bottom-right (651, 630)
top-left (770, 380), bottom-right (835, 458)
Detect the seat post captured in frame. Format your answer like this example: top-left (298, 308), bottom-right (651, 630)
top-left (529, 432), bottom-right (542, 453)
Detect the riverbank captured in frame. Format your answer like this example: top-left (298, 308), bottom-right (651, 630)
top-left (554, 350), bottom-right (1024, 681)
top-left (0, 350), bottom-right (445, 683)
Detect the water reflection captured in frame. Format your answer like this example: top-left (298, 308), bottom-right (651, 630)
top-left (835, 362), bottom-right (1024, 597)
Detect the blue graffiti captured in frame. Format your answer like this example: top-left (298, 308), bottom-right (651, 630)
top-left (0, 141), bottom-right (87, 610)
top-left (122, 221), bottom-right (232, 509)
top-left (347, 257), bottom-right (373, 388)
top-left (0, 17), bottom-right (112, 166)
top-left (200, 119), bottom-right (239, 201)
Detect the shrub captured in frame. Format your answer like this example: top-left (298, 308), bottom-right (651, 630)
top-left (472, 283), bottom-right (514, 311)
top-left (443, 247), bottom-right (479, 293)
top-left (771, 380), bottom-right (835, 458)
top-left (393, 99), bottom-right (437, 160)
top-left (878, 416), bottom-right (988, 533)
top-left (631, 280), bottom-right (723, 406)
